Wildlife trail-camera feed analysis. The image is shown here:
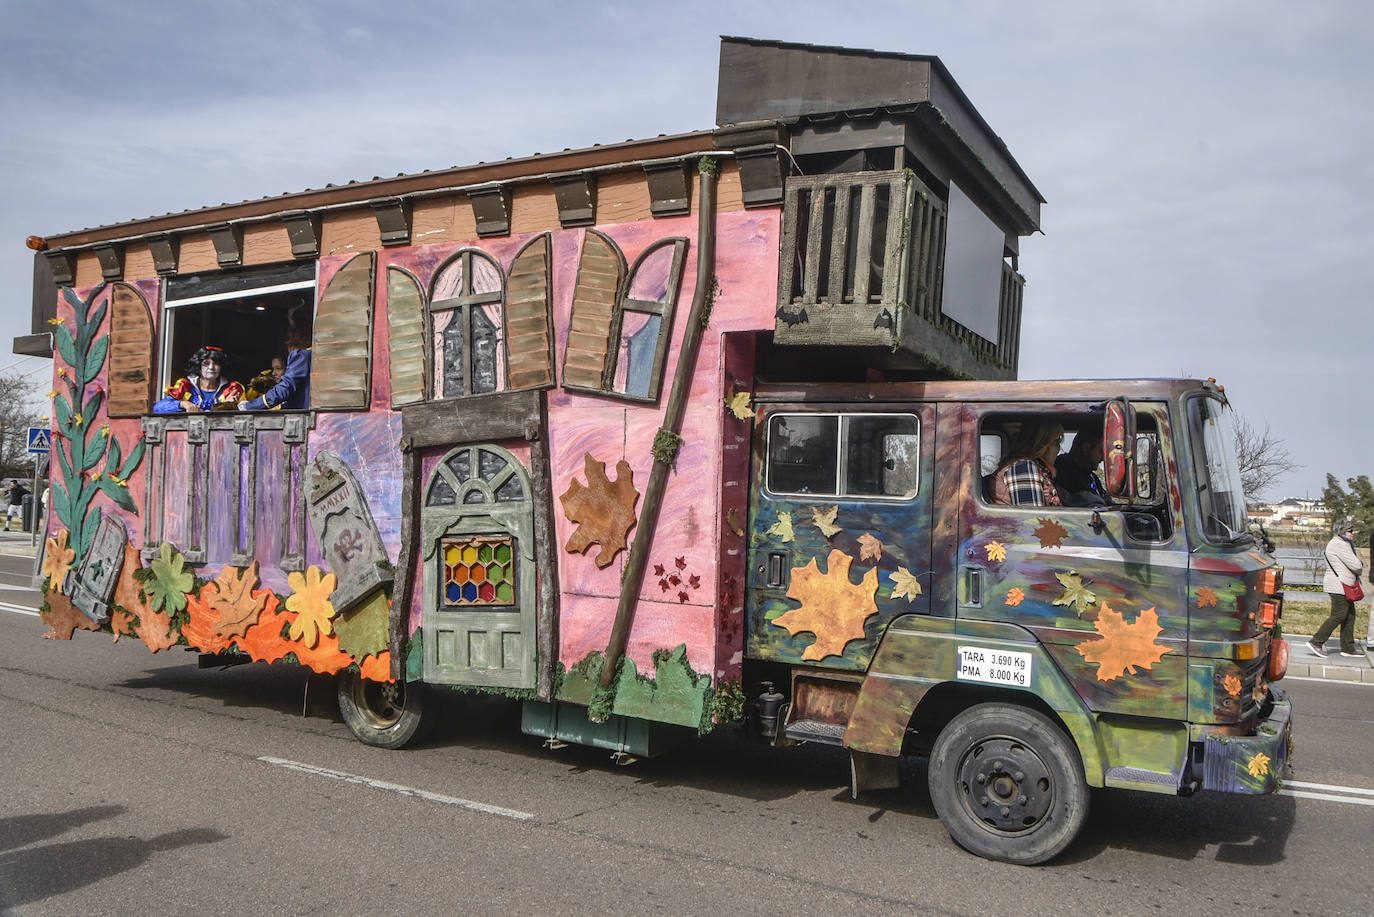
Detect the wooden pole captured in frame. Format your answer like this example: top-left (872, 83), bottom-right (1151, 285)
top-left (598, 160), bottom-right (719, 691)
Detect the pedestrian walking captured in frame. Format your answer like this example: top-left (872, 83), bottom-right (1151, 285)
top-left (1310, 518), bottom-right (1364, 658)
top-left (4, 479), bottom-right (29, 531)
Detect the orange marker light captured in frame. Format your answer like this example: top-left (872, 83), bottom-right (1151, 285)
top-left (25, 235), bottom-right (47, 251)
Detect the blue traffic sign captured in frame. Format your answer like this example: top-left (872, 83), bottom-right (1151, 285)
top-left (26, 427), bottom-right (50, 454)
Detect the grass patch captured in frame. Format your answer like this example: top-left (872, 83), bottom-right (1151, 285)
top-left (1282, 597), bottom-right (1370, 639)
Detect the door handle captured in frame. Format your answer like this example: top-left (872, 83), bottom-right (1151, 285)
top-left (964, 566), bottom-right (984, 606)
top-left (766, 552), bottom-right (785, 587)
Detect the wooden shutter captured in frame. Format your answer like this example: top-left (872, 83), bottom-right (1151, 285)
top-left (504, 234), bottom-right (554, 390)
top-left (312, 253), bottom-right (375, 410)
top-left (561, 230), bottom-right (623, 392)
top-left (106, 283), bottom-right (155, 417)
top-left (386, 266), bottom-right (427, 406)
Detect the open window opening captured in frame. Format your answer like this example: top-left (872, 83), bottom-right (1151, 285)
top-left (161, 261), bottom-right (317, 405)
top-left (978, 410), bottom-right (1170, 541)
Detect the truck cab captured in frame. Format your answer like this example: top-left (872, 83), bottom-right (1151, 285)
top-left (744, 377), bottom-right (1291, 863)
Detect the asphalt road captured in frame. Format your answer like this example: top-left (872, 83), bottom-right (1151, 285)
top-left (2, 553), bottom-right (1373, 916)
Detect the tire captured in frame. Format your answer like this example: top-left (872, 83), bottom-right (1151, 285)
top-left (337, 669), bottom-right (431, 749)
top-left (928, 703), bottom-right (1089, 865)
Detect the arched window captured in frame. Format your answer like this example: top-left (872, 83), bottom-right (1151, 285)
top-left (429, 249), bottom-right (505, 398)
top-left (562, 231), bottom-right (688, 403)
top-left (614, 238), bottom-right (687, 400)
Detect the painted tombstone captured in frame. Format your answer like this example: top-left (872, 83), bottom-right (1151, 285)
top-left (305, 451), bottom-right (392, 615)
top-left (65, 515), bottom-right (128, 623)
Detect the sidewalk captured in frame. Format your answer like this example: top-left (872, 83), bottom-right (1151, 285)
top-left (0, 527), bottom-right (40, 558)
top-left (1286, 634), bottom-right (1374, 683)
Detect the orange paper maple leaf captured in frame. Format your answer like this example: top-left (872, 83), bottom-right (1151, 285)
top-left (773, 549), bottom-right (879, 661)
top-left (985, 541), bottom-right (1007, 563)
top-left (560, 453), bottom-right (640, 568)
top-left (1197, 587), bottom-right (1219, 609)
top-left (208, 562), bottom-right (270, 639)
top-left (111, 543), bottom-right (178, 652)
top-left (1006, 587), bottom-right (1025, 607)
top-left (181, 585), bottom-right (234, 655)
top-left (1076, 602), bottom-right (1172, 682)
top-left (40, 591), bottom-right (101, 641)
top-left (1221, 673), bottom-right (1242, 696)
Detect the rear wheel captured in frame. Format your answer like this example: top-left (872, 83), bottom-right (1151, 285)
top-left (928, 703), bottom-right (1089, 865)
top-left (337, 669), bottom-right (431, 749)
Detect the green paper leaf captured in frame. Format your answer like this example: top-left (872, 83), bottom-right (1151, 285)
top-left (54, 324), bottom-right (77, 369)
top-left (97, 477), bottom-right (138, 513)
top-left (84, 336), bottom-right (108, 384)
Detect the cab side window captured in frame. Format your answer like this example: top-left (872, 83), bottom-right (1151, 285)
top-left (766, 413), bottom-right (919, 499)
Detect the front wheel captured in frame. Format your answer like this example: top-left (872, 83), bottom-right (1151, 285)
top-left (337, 669), bottom-right (431, 749)
top-left (928, 703), bottom-right (1089, 865)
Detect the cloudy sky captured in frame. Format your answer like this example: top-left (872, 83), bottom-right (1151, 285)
top-left (2, 0), bottom-right (1369, 499)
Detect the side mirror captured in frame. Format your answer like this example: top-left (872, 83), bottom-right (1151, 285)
top-left (1103, 398), bottom-right (1137, 499)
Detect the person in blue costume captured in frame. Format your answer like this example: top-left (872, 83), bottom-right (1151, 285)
top-left (240, 314), bottom-right (311, 411)
top-left (152, 346), bottom-right (244, 414)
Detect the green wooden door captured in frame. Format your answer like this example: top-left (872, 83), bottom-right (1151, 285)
top-left (421, 444), bottom-right (536, 689)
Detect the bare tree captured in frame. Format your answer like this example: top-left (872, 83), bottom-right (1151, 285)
top-left (0, 367), bottom-right (47, 481)
top-left (1234, 417), bottom-right (1298, 502)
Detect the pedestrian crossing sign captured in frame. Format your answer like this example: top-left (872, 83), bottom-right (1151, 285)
top-left (27, 427), bottom-right (50, 454)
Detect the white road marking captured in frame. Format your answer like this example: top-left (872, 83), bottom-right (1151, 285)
top-left (1284, 779), bottom-right (1374, 798)
top-left (258, 756), bottom-right (534, 820)
top-left (0, 602), bottom-right (39, 617)
top-left (1282, 675), bottom-right (1374, 687)
top-left (1278, 788), bottom-right (1374, 807)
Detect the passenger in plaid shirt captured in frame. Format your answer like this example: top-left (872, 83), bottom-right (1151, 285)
top-left (992, 422), bottom-right (1064, 507)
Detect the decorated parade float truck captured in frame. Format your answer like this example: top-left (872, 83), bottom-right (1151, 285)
top-left (15, 38), bottom-right (1291, 864)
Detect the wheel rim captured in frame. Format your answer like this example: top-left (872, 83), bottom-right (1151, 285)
top-left (350, 677), bottom-right (406, 730)
top-left (954, 736), bottom-right (1055, 834)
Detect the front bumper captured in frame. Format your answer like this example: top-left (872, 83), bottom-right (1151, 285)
top-left (1197, 687), bottom-right (1293, 794)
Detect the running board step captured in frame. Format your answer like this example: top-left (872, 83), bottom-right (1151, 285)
top-left (783, 719), bottom-right (846, 745)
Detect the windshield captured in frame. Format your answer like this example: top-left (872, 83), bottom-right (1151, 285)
top-left (1187, 395), bottom-right (1250, 544)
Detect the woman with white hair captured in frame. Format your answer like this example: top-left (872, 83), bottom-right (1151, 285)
top-left (1309, 518), bottom-right (1364, 658)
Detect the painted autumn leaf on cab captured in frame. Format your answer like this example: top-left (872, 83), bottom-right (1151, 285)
top-left (857, 533), bottom-right (883, 563)
top-left (1222, 673), bottom-right (1242, 696)
top-left (1247, 753), bottom-right (1271, 778)
top-left (1197, 586), bottom-right (1219, 609)
top-left (809, 505), bottom-right (842, 538)
top-left (1075, 602), bottom-right (1172, 682)
top-left (985, 541), bottom-right (1006, 563)
top-left (1006, 587), bottom-right (1025, 607)
top-left (1035, 518), bottom-right (1069, 549)
top-left (889, 566), bottom-right (923, 602)
top-left (724, 388), bottom-right (755, 420)
top-left (767, 511), bottom-right (795, 543)
top-left (774, 549), bottom-right (879, 661)
top-left (1052, 571), bottom-right (1097, 617)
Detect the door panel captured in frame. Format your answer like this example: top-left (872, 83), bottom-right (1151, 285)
top-left (422, 444), bottom-right (536, 689)
top-left (746, 404), bottom-right (935, 671)
top-left (956, 403), bottom-right (1189, 720)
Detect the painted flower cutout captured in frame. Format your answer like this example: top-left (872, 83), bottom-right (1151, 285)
top-left (42, 529), bottom-right (76, 592)
top-left (143, 542), bottom-right (194, 615)
top-left (285, 566), bottom-right (338, 649)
